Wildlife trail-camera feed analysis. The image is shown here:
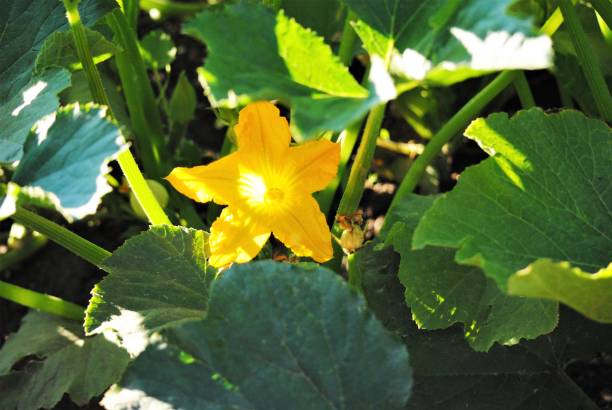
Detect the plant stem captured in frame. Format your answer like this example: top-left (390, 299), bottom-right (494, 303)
top-left (337, 103), bottom-right (386, 216)
top-left (338, 11), bottom-right (358, 66)
top-left (590, 0), bottom-right (612, 30)
top-left (63, 1), bottom-right (172, 226)
top-left (117, 150), bottom-right (172, 225)
top-left (559, 0), bottom-right (612, 120)
top-left (11, 207), bottom-right (111, 266)
top-left (513, 71), bottom-right (536, 108)
top-left (0, 280), bottom-right (84, 321)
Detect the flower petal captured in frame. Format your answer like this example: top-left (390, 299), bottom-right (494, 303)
top-left (234, 101), bottom-right (290, 163)
top-left (166, 152), bottom-right (243, 205)
top-left (272, 194), bottom-right (333, 262)
top-left (209, 207), bottom-right (271, 267)
top-left (287, 139), bottom-right (340, 193)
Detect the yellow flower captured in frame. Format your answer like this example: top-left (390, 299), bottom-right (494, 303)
top-left (166, 101), bottom-right (340, 267)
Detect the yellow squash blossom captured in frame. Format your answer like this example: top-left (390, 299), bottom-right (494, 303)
top-left (166, 102), bottom-right (340, 267)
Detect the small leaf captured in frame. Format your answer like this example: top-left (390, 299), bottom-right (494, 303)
top-left (85, 225), bottom-right (212, 355)
top-left (343, 0), bottom-right (553, 85)
top-left (380, 194), bottom-right (557, 351)
top-left (139, 30), bottom-right (177, 69)
top-left (509, 259), bottom-right (612, 323)
top-left (184, 2), bottom-right (395, 141)
top-left (12, 104), bottom-right (126, 221)
top-left (169, 71), bottom-right (197, 124)
top-left (106, 261), bottom-right (412, 409)
top-left (35, 28), bottom-right (121, 72)
top-left (0, 311), bottom-right (130, 410)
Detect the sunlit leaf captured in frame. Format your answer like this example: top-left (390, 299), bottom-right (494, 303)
top-left (0, 312), bottom-right (130, 410)
top-left (184, 2), bottom-right (395, 141)
top-left (343, 0), bottom-right (553, 85)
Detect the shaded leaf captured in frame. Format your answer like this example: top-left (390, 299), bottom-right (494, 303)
top-left (139, 30), bottom-right (177, 70)
top-left (509, 259), bottom-right (612, 323)
top-left (169, 71), bottom-right (197, 124)
top-left (85, 226), bottom-right (212, 355)
top-left (359, 258), bottom-right (609, 409)
top-left (381, 194), bottom-right (557, 351)
top-left (413, 109), bottom-right (612, 290)
top-left (107, 261), bottom-right (412, 409)
top-left (12, 105), bottom-right (125, 220)
top-left (0, 311), bottom-right (130, 410)
top-left (34, 28), bottom-right (121, 72)
top-left (184, 2), bottom-right (395, 141)
top-left (343, 0), bottom-right (552, 85)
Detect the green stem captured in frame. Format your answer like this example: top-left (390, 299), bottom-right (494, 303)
top-left (338, 11), bottom-right (358, 66)
top-left (63, 0), bottom-right (171, 226)
top-left (122, 0), bottom-right (140, 31)
top-left (140, 0), bottom-right (207, 16)
top-left (0, 280), bottom-right (84, 321)
top-left (513, 71), bottom-right (536, 108)
top-left (387, 71), bottom-right (518, 222)
top-left (11, 207), bottom-right (111, 266)
top-left (346, 253), bottom-right (362, 293)
top-left (337, 103), bottom-right (386, 216)
top-left (106, 9), bottom-right (168, 177)
top-left (590, 0), bottom-right (612, 30)
top-left (559, 0), bottom-right (612, 120)
top-left (118, 149), bottom-right (172, 225)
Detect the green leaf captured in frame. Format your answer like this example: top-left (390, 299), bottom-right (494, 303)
top-left (413, 109), bottom-right (612, 290)
top-left (509, 259), bottom-right (612, 323)
top-left (0, 183), bottom-right (19, 222)
top-left (359, 260), bottom-right (609, 409)
top-left (0, 311), bottom-right (130, 410)
top-left (0, 69), bottom-right (71, 164)
top-left (11, 105), bottom-right (125, 221)
top-left (34, 28), bottom-right (121, 72)
top-left (85, 225), bottom-right (212, 354)
top-left (139, 30), bottom-right (177, 70)
top-left (106, 261), bottom-right (412, 409)
top-left (380, 194), bottom-right (557, 351)
top-left (0, 0), bottom-right (116, 164)
top-left (343, 0), bottom-right (553, 85)
top-left (169, 71), bottom-right (197, 124)
top-left (184, 2), bottom-right (395, 141)
top-left (281, 0), bottom-right (344, 40)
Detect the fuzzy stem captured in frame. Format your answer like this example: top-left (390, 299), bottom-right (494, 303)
top-left (559, 0), bottom-right (612, 120)
top-left (337, 103), bottom-right (386, 217)
top-left (0, 280), bottom-right (84, 321)
top-left (513, 71), bottom-right (536, 108)
top-left (11, 207), bottom-right (111, 266)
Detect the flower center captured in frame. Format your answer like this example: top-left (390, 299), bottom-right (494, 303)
top-left (265, 187), bottom-right (284, 202)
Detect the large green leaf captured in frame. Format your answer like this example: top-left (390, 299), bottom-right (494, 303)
top-left (105, 261), bottom-right (412, 409)
top-left (367, 194), bottom-right (556, 351)
top-left (184, 2), bottom-right (395, 141)
top-left (34, 28), bottom-right (121, 72)
top-left (0, 311), bottom-right (130, 410)
top-left (11, 105), bottom-right (125, 220)
top-left (509, 259), bottom-right (612, 323)
top-left (85, 225), bottom-right (212, 354)
top-left (0, 0), bottom-right (116, 164)
top-left (343, 0), bottom-right (553, 85)
top-left (413, 109), bottom-right (612, 292)
top-left (359, 259), bottom-right (609, 409)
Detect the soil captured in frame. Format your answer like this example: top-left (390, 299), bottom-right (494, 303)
top-left (1, 12), bottom-right (610, 410)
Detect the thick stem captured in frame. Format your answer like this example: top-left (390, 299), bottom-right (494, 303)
top-left (337, 104), bottom-right (386, 217)
top-left (338, 11), bottom-right (358, 66)
top-left (0, 280), bottom-right (84, 321)
top-left (11, 207), bottom-right (111, 266)
top-left (559, 0), bottom-right (612, 120)
top-left (513, 71), bottom-right (536, 108)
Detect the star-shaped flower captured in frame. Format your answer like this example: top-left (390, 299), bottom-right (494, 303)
top-left (166, 102), bottom-right (340, 267)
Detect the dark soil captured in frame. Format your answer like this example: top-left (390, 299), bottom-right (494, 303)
top-left (1, 12), bottom-right (610, 410)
